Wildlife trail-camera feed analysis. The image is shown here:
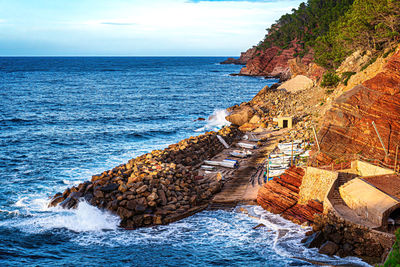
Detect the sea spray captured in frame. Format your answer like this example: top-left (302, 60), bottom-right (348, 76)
top-left (195, 109), bottom-right (231, 132)
top-left (5, 200), bottom-right (120, 233)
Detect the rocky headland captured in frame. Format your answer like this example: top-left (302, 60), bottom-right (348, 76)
top-left (220, 47), bottom-right (256, 65)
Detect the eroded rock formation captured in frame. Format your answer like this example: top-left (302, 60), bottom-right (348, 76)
top-left (257, 166), bottom-right (323, 224)
top-left (220, 47), bottom-right (256, 65)
top-left (311, 46), bottom-right (400, 166)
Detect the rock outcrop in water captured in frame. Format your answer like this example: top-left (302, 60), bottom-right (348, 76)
top-left (50, 126), bottom-right (241, 228)
top-left (311, 46), bottom-right (400, 167)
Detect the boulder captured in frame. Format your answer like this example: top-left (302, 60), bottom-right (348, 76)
top-left (226, 106), bottom-right (254, 126)
top-left (238, 123), bottom-right (258, 132)
top-left (318, 241), bottom-right (339, 256)
top-left (304, 231), bottom-right (326, 249)
top-left (277, 75), bottom-right (313, 93)
top-left (136, 185), bottom-right (148, 194)
top-left (101, 183), bottom-right (119, 193)
top-left (48, 195), bottom-right (64, 208)
top-left (249, 115), bottom-right (261, 124)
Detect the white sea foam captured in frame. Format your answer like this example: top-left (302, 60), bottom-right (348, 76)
top-left (45, 201), bottom-right (120, 232)
top-left (195, 109), bottom-right (231, 132)
top-left (5, 200), bottom-right (120, 233)
top-left (248, 206), bottom-right (371, 266)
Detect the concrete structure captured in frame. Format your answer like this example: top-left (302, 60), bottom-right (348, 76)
top-left (339, 178), bottom-right (400, 229)
top-left (320, 160), bottom-right (400, 232)
top-left (273, 116), bottom-right (293, 129)
top-left (351, 160), bottom-right (395, 177)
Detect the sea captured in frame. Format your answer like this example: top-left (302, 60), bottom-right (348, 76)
top-left (0, 57), bottom-right (369, 266)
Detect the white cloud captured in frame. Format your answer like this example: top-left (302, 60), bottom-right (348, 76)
top-left (0, 0), bottom-right (303, 55)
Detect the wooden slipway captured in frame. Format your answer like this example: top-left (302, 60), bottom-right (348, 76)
top-left (207, 129), bottom-right (286, 210)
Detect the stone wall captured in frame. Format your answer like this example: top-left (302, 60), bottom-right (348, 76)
top-left (49, 126), bottom-right (241, 228)
top-left (339, 178), bottom-right (400, 227)
top-left (303, 210), bottom-right (395, 265)
top-left (298, 167), bottom-right (338, 205)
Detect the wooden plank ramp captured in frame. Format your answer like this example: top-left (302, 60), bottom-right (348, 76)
top-left (207, 129), bottom-right (285, 210)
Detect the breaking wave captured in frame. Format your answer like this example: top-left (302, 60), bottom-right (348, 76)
top-left (195, 109), bottom-right (231, 132)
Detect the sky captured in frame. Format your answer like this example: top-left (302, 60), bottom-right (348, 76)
top-left (0, 0), bottom-right (303, 56)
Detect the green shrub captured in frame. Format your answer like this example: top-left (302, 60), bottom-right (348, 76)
top-left (321, 72), bottom-right (340, 87)
top-left (383, 228), bottom-right (400, 266)
top-left (341, 71), bottom-right (356, 86)
top-left (360, 56), bottom-right (378, 71)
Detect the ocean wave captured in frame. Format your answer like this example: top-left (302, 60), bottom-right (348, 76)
top-left (7, 200), bottom-right (120, 233)
top-left (195, 109), bottom-right (231, 132)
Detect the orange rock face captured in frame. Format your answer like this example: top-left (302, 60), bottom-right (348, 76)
top-left (312, 47), bottom-right (400, 166)
top-left (257, 166), bottom-right (323, 224)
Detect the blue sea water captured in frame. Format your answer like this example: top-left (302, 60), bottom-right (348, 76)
top-left (0, 57), bottom-right (369, 266)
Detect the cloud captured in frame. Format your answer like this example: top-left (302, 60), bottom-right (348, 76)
top-left (100, 22), bottom-right (137, 26)
top-left (0, 19), bottom-right (5, 23)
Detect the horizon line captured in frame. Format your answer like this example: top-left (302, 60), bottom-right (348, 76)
top-left (0, 55), bottom-right (239, 57)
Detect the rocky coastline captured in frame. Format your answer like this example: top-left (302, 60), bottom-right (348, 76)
top-left (49, 43), bottom-right (400, 265)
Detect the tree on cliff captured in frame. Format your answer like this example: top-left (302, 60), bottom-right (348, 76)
top-left (314, 0), bottom-right (400, 69)
top-left (260, 0), bottom-right (354, 54)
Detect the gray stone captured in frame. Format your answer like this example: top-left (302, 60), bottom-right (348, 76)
top-left (305, 231), bottom-right (326, 249)
top-left (319, 241), bottom-right (339, 256)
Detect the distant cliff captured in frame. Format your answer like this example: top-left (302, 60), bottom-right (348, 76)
top-left (223, 0), bottom-right (355, 79)
top-left (220, 47), bottom-right (256, 65)
top-left (238, 43), bottom-right (314, 80)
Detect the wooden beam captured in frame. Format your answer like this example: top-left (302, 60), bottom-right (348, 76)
top-left (312, 125), bottom-right (320, 151)
top-left (372, 121), bottom-right (388, 156)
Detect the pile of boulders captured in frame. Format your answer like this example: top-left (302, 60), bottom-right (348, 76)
top-left (49, 126), bottom-right (241, 228)
top-left (226, 84), bottom-right (322, 142)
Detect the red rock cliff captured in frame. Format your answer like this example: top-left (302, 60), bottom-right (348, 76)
top-left (311, 47), bottom-right (400, 166)
top-left (220, 47), bottom-right (256, 65)
top-left (257, 166), bottom-right (323, 224)
top-left (239, 42), bottom-right (313, 79)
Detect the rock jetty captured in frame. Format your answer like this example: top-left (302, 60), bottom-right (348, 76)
top-left (49, 126), bottom-right (240, 228)
top-left (303, 210), bottom-right (395, 264)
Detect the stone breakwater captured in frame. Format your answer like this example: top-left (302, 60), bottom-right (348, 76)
top-left (49, 126), bottom-right (241, 228)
